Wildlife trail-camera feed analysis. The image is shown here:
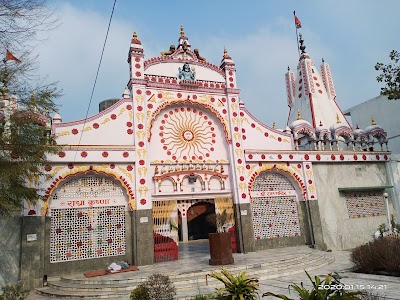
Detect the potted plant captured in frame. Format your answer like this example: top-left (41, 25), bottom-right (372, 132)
top-left (206, 209), bottom-right (234, 265)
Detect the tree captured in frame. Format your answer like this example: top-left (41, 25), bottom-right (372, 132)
top-left (0, 0), bottom-right (61, 216)
top-left (375, 50), bottom-right (400, 100)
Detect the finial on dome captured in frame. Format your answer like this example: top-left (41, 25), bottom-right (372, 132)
top-left (223, 46), bottom-right (231, 59)
top-left (322, 58), bottom-right (325, 63)
top-left (299, 33), bottom-right (306, 54)
top-left (133, 32), bottom-right (137, 39)
top-left (287, 66), bottom-right (290, 71)
top-left (131, 31), bottom-right (142, 45)
top-left (180, 24), bottom-right (185, 37)
top-left (319, 121), bottom-right (323, 127)
top-left (356, 124), bottom-right (360, 129)
top-left (371, 116), bottom-right (376, 125)
top-left (272, 122), bottom-right (276, 129)
top-left (336, 113), bottom-right (341, 124)
top-left (297, 109), bottom-right (302, 120)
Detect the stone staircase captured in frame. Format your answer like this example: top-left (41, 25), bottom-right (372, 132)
top-left (35, 250), bottom-right (335, 299)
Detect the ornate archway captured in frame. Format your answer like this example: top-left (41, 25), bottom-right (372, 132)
top-left (250, 171), bottom-right (302, 240)
top-left (48, 174), bottom-right (129, 263)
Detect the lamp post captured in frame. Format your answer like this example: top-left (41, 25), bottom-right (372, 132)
top-left (383, 192), bottom-right (391, 231)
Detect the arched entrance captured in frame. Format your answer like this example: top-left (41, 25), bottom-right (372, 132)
top-left (187, 202), bottom-right (216, 240)
top-left (48, 175), bottom-right (129, 263)
top-left (250, 171), bottom-right (309, 249)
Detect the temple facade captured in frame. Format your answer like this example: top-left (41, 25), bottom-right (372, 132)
top-left (2, 26), bottom-right (396, 287)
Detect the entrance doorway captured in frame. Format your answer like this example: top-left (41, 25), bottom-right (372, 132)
top-left (187, 202), bottom-right (216, 240)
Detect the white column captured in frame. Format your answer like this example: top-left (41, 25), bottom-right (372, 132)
top-left (181, 215), bottom-right (189, 243)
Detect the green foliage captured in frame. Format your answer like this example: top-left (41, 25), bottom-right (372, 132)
top-left (0, 282), bottom-right (29, 300)
top-left (0, 91), bottom-right (60, 215)
top-left (141, 273), bottom-right (176, 300)
top-left (0, 0), bottom-right (61, 215)
top-left (263, 271), bottom-right (362, 300)
top-left (130, 284), bottom-right (150, 300)
top-left (375, 50), bottom-right (400, 100)
top-left (208, 268), bottom-right (259, 300)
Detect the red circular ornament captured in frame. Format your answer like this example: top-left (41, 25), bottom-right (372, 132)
top-left (140, 199), bottom-right (146, 205)
top-left (123, 152), bottom-right (129, 158)
top-left (102, 151), bottom-right (109, 157)
top-left (81, 151), bottom-right (88, 158)
top-left (72, 128), bottom-right (78, 135)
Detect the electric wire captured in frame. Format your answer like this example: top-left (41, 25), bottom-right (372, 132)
top-left (73, 0), bottom-right (117, 162)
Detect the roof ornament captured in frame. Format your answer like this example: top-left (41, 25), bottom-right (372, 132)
top-left (319, 121), bottom-right (323, 127)
top-left (287, 66), bottom-right (290, 71)
top-left (336, 113), bottom-right (341, 124)
top-left (371, 116), bottom-right (376, 125)
top-left (223, 47), bottom-right (231, 59)
top-left (297, 109), bottom-right (302, 120)
top-left (272, 122), bottom-right (276, 129)
top-left (356, 124), bottom-right (359, 129)
top-left (322, 58), bottom-right (325, 63)
top-left (131, 31), bottom-right (141, 45)
top-left (298, 33), bottom-right (306, 55)
top-left (180, 24), bottom-right (185, 37)
top-left (194, 49), bottom-right (206, 61)
top-left (161, 45), bottom-right (176, 56)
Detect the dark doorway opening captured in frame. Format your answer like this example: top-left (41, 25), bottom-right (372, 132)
top-left (187, 202), bottom-right (216, 240)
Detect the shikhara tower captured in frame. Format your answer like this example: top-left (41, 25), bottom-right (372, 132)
top-left (1, 24), bottom-right (394, 290)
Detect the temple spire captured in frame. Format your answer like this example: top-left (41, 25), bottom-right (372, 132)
top-left (180, 24), bottom-right (185, 37)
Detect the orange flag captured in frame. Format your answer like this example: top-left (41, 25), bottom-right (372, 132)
top-left (294, 15), bottom-right (302, 29)
top-left (6, 50), bottom-right (21, 62)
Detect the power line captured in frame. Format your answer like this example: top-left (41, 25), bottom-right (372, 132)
top-left (74, 0), bottom-right (117, 161)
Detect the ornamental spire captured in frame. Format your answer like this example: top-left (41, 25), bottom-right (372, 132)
top-left (297, 109), bottom-right (302, 120)
top-left (371, 116), bottom-right (376, 125)
top-left (180, 24), bottom-right (185, 37)
top-left (336, 113), bottom-right (341, 124)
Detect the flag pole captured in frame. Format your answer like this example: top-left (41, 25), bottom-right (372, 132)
top-left (294, 11), bottom-right (300, 58)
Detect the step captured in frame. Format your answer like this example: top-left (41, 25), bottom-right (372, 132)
top-left (36, 250), bottom-right (335, 299)
top-left (36, 287), bottom-right (130, 299)
top-left (47, 280), bottom-right (134, 292)
top-left (59, 250), bottom-right (315, 285)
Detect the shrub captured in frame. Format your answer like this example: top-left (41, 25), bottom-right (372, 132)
top-left (0, 282), bottom-right (29, 300)
top-left (142, 273), bottom-right (176, 300)
top-left (130, 284), bottom-right (150, 300)
top-left (351, 238), bottom-right (400, 275)
top-left (207, 268), bottom-right (259, 300)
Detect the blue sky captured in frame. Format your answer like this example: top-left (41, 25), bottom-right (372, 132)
top-left (37, 0), bottom-right (400, 127)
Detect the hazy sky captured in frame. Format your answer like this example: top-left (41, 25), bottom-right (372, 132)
top-left (36, 0), bottom-right (400, 127)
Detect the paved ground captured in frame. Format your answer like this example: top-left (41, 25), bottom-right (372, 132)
top-left (27, 240), bottom-right (400, 299)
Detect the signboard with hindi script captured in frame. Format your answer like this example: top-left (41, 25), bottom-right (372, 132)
top-left (250, 190), bottom-right (297, 198)
top-left (50, 197), bottom-right (126, 209)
